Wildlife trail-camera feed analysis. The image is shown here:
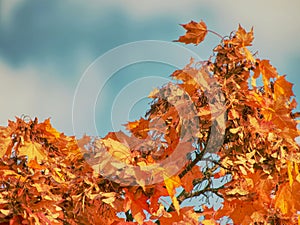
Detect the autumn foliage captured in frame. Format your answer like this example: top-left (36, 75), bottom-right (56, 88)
top-left (1, 20), bottom-right (300, 225)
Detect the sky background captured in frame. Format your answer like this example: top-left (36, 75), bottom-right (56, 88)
top-left (0, 0), bottom-right (299, 138)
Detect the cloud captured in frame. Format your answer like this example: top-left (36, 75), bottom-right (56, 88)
top-left (0, 0), bottom-right (299, 139)
top-left (0, 0), bottom-right (23, 26)
top-left (0, 60), bottom-right (74, 135)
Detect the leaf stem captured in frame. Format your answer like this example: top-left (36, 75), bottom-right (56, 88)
top-left (208, 29), bottom-right (223, 39)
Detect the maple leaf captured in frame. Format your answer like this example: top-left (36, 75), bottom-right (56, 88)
top-left (260, 95), bottom-right (299, 140)
top-left (124, 188), bottom-right (149, 225)
top-left (175, 20), bottom-right (208, 45)
top-left (274, 75), bottom-right (294, 100)
top-left (253, 59), bottom-right (278, 89)
top-left (125, 118), bottom-right (150, 139)
top-left (216, 199), bottom-right (259, 225)
top-left (101, 138), bottom-right (132, 164)
top-left (275, 181), bottom-right (300, 216)
top-left (230, 24), bottom-right (254, 47)
top-left (158, 207), bottom-right (199, 225)
top-left (37, 118), bottom-right (61, 139)
top-left (18, 141), bottom-right (47, 163)
top-left (149, 183), bottom-right (169, 214)
top-left (181, 165), bottom-right (203, 192)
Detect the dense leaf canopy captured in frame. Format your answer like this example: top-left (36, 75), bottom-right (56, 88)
top-left (0, 20), bottom-right (299, 225)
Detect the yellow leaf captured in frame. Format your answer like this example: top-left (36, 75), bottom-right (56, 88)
top-left (246, 150), bottom-right (256, 160)
top-left (201, 219), bottom-right (218, 225)
top-left (229, 127), bottom-right (241, 134)
top-left (226, 187), bottom-right (249, 196)
top-left (1, 170), bottom-right (27, 182)
top-left (239, 165), bottom-right (247, 175)
top-left (287, 161), bottom-right (294, 187)
top-left (0, 209), bottom-right (11, 216)
top-left (53, 168), bottom-right (65, 182)
top-left (148, 88), bottom-right (159, 98)
top-left (242, 47), bottom-right (255, 63)
top-left (164, 175), bottom-right (181, 214)
top-left (18, 142), bottom-right (47, 163)
top-left (101, 192), bottom-right (116, 206)
top-left (101, 138), bottom-right (131, 163)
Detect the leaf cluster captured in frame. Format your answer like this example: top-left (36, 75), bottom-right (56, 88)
top-left (0, 20), bottom-right (300, 225)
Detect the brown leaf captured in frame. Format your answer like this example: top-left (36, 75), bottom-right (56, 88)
top-left (176, 20), bottom-right (207, 45)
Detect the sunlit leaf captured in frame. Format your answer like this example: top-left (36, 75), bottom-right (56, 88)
top-left (164, 175), bottom-right (181, 214)
top-left (18, 142), bottom-right (47, 163)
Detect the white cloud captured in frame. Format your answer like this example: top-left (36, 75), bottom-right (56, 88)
top-left (0, 0), bottom-right (299, 139)
top-left (208, 1), bottom-right (300, 58)
top-left (0, 0), bottom-right (23, 26)
top-left (0, 60), bottom-right (74, 135)
top-left (61, 0), bottom-right (300, 63)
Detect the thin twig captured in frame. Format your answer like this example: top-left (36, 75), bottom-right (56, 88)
top-left (208, 29), bottom-right (223, 39)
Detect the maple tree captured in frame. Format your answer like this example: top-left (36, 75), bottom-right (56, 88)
top-left (0, 20), bottom-right (300, 225)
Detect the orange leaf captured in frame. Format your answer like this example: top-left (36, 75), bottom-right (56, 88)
top-left (37, 118), bottom-right (61, 139)
top-left (230, 24), bottom-right (254, 47)
top-left (275, 181), bottom-right (300, 216)
top-left (159, 207), bottom-right (199, 225)
top-left (253, 59), bottom-right (278, 89)
top-left (274, 75), bottom-right (294, 100)
top-left (176, 20), bottom-right (207, 45)
top-left (216, 199), bottom-right (256, 225)
top-left (76, 134), bottom-right (91, 149)
top-left (27, 159), bottom-right (47, 170)
top-left (125, 118), bottom-right (149, 139)
top-left (149, 184), bottom-right (169, 213)
top-left (181, 166), bottom-right (203, 192)
top-left (124, 189), bottom-right (149, 225)
top-left (0, 127), bottom-right (12, 158)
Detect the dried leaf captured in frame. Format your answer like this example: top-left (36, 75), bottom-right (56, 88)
top-left (176, 20), bottom-right (207, 45)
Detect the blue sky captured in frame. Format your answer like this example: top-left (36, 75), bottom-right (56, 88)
top-left (0, 0), bottom-right (299, 137)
